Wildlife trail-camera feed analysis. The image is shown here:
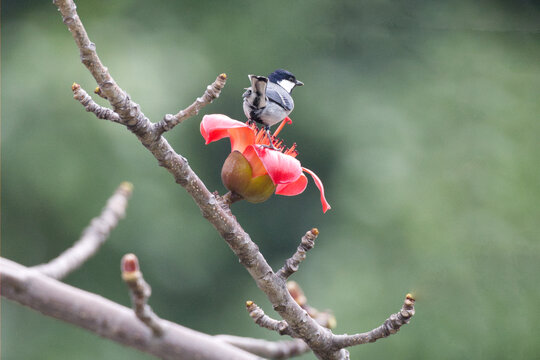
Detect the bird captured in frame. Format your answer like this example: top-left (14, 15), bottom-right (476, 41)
top-left (243, 69), bottom-right (304, 148)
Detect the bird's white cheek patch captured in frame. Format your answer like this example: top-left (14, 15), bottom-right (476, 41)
top-left (278, 79), bottom-right (296, 93)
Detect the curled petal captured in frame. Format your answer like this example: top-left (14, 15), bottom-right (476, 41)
top-left (243, 145), bottom-right (268, 178)
top-left (228, 127), bottom-right (256, 153)
top-left (252, 146), bottom-right (302, 185)
top-left (276, 174), bottom-right (308, 196)
top-left (201, 114), bottom-right (254, 152)
top-left (302, 167), bottom-right (331, 213)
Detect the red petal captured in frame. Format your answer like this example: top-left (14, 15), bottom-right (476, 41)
top-left (201, 114), bottom-right (254, 152)
top-left (242, 145), bottom-right (268, 178)
top-left (252, 146), bottom-right (302, 185)
top-left (229, 127), bottom-right (256, 153)
top-left (276, 174), bottom-right (308, 196)
top-left (302, 167), bottom-right (331, 213)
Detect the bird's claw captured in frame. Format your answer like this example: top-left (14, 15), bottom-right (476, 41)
top-left (260, 143), bottom-right (279, 151)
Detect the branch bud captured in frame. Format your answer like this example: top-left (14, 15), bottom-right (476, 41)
top-left (121, 253), bottom-right (141, 282)
top-left (286, 281), bottom-right (307, 307)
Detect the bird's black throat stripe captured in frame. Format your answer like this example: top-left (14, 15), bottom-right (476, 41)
top-left (249, 109), bottom-right (264, 125)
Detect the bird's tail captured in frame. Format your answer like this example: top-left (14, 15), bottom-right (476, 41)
top-left (246, 75), bottom-right (268, 108)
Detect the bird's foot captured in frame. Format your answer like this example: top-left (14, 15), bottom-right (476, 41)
top-left (259, 143), bottom-right (279, 150)
top-left (260, 127), bottom-right (278, 150)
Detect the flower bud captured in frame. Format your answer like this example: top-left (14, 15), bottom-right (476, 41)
top-left (221, 151), bottom-right (276, 203)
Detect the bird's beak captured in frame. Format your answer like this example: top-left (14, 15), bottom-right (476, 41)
top-left (295, 80), bottom-right (304, 86)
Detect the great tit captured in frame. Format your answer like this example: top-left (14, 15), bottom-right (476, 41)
top-left (243, 69), bottom-right (304, 148)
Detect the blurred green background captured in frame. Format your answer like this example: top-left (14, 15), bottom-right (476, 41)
top-left (2, 0), bottom-right (540, 359)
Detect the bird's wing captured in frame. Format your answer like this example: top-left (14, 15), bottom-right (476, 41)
top-left (266, 83), bottom-right (294, 111)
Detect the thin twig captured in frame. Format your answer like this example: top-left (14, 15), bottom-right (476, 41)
top-left (121, 254), bottom-right (163, 336)
top-left (277, 229), bottom-right (319, 280)
top-left (32, 182), bottom-right (133, 279)
top-left (1, 258), bottom-right (259, 360)
top-left (155, 73), bottom-right (227, 136)
top-left (71, 83), bottom-right (121, 122)
top-left (332, 294), bottom-right (416, 348)
top-left (246, 301), bottom-right (291, 336)
top-left (216, 335), bottom-right (310, 359)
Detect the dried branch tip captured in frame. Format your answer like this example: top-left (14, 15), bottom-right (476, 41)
top-left (404, 293), bottom-right (415, 309)
top-left (119, 181), bottom-right (134, 194)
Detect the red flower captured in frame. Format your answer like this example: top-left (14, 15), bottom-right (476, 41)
top-left (201, 114), bottom-right (331, 213)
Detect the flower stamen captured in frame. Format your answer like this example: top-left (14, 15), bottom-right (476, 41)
top-left (272, 117), bottom-right (292, 138)
top-left (245, 119), bottom-right (298, 157)
top-left (255, 127), bottom-right (267, 143)
top-left (284, 143), bottom-right (298, 157)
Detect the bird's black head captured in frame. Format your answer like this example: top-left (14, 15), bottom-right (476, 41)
top-left (268, 69), bottom-right (304, 90)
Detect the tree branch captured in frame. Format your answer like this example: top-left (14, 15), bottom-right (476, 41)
top-left (32, 182), bottom-right (132, 279)
top-left (277, 229), bottom-right (318, 280)
top-left (331, 294), bottom-right (416, 348)
top-left (121, 253), bottom-right (163, 336)
top-left (1, 257), bottom-right (260, 360)
top-left (216, 335), bottom-right (310, 360)
top-left (155, 73), bottom-right (227, 136)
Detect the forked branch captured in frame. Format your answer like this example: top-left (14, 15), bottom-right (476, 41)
top-left (1, 258), bottom-right (259, 360)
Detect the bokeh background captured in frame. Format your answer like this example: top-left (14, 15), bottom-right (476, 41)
top-left (2, 1), bottom-right (540, 359)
